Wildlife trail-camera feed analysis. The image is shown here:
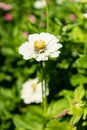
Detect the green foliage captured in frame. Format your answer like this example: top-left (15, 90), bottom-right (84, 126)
top-left (69, 84), bottom-right (86, 127)
top-left (76, 55), bottom-right (87, 68)
top-left (70, 74), bottom-right (87, 86)
top-left (46, 120), bottom-right (76, 130)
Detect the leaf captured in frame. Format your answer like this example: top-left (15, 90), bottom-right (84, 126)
top-left (47, 99), bottom-right (69, 118)
top-left (13, 115), bottom-right (33, 129)
top-left (69, 27), bottom-right (85, 43)
top-left (76, 55), bottom-right (87, 68)
top-left (13, 106), bottom-right (43, 130)
top-left (13, 114), bottom-right (43, 130)
top-left (59, 89), bottom-right (74, 102)
top-left (46, 120), bottom-right (76, 130)
top-left (70, 74), bottom-right (87, 86)
top-left (83, 107), bottom-right (87, 120)
top-left (74, 84), bottom-right (85, 101)
top-left (70, 106), bottom-right (83, 126)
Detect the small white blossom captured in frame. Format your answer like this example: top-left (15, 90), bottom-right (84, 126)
top-left (21, 78), bottom-right (49, 104)
top-left (83, 13), bottom-right (87, 18)
top-left (19, 32), bottom-right (62, 62)
top-left (34, 0), bottom-right (46, 9)
top-left (56, 0), bottom-right (64, 5)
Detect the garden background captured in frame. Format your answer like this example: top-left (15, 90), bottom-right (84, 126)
top-left (0, 0), bottom-right (87, 130)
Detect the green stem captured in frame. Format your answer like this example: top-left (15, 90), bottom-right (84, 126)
top-left (46, 0), bottom-right (49, 32)
top-left (40, 62), bottom-right (44, 105)
top-left (84, 40), bottom-right (87, 55)
top-left (40, 61), bottom-right (47, 129)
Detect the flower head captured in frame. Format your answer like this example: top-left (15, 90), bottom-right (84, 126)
top-left (4, 13), bottom-right (13, 21)
top-left (22, 31), bottom-right (29, 38)
top-left (28, 14), bottom-right (36, 24)
top-left (0, 2), bottom-right (12, 11)
top-left (70, 14), bottom-right (76, 21)
top-left (21, 78), bottom-right (49, 104)
top-left (83, 13), bottom-right (87, 18)
top-left (19, 32), bottom-right (62, 61)
top-left (56, 0), bottom-right (64, 5)
top-left (34, 0), bottom-right (46, 9)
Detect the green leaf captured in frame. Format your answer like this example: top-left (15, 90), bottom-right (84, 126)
top-left (13, 106), bottom-right (43, 130)
top-left (59, 89), bottom-right (74, 102)
top-left (74, 84), bottom-right (85, 101)
top-left (70, 99), bottom-right (84, 126)
top-left (13, 115), bottom-right (33, 129)
top-left (47, 99), bottom-right (69, 118)
top-left (69, 27), bottom-right (85, 43)
top-left (70, 105), bottom-right (84, 126)
top-left (76, 55), bottom-right (87, 68)
top-left (46, 120), bottom-right (76, 130)
top-left (70, 74), bottom-right (87, 86)
top-left (83, 107), bottom-right (87, 120)
top-left (13, 114), bottom-right (43, 130)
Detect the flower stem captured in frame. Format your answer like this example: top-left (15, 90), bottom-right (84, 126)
top-left (40, 61), bottom-right (47, 129)
top-left (46, 0), bottom-right (49, 32)
top-left (84, 39), bottom-right (87, 55)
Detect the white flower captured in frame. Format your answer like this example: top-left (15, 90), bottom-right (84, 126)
top-left (19, 32), bottom-right (62, 62)
top-left (56, 0), bottom-right (64, 5)
top-left (83, 13), bottom-right (87, 18)
top-left (34, 0), bottom-right (46, 9)
top-left (21, 78), bottom-right (49, 104)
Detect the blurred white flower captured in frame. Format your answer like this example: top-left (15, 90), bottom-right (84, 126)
top-left (34, 0), bottom-right (46, 9)
top-left (56, 0), bottom-right (64, 5)
top-left (21, 78), bottom-right (49, 104)
top-left (19, 32), bottom-right (62, 61)
top-left (83, 13), bottom-right (87, 18)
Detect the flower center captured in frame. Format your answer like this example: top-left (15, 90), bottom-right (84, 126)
top-left (31, 83), bottom-right (37, 92)
top-left (34, 40), bottom-right (46, 49)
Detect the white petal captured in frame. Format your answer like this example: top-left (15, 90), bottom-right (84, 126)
top-left (47, 38), bottom-right (59, 48)
top-left (43, 56), bottom-right (48, 61)
top-left (40, 32), bottom-right (56, 45)
top-left (23, 98), bottom-right (32, 104)
top-left (18, 42), bottom-right (34, 60)
top-left (47, 44), bottom-right (62, 53)
top-left (47, 36), bottom-right (61, 48)
top-left (36, 54), bottom-right (45, 61)
top-left (28, 34), bottom-right (40, 42)
top-left (50, 51), bottom-right (61, 58)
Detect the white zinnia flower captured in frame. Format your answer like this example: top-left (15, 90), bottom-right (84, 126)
top-left (83, 13), bottom-right (87, 18)
top-left (19, 32), bottom-right (62, 62)
top-left (21, 78), bottom-right (49, 104)
top-left (34, 0), bottom-right (46, 9)
top-left (56, 0), bottom-right (64, 5)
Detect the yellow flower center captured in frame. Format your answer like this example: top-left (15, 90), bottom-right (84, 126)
top-left (34, 40), bottom-right (46, 49)
top-left (31, 83), bottom-right (37, 92)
